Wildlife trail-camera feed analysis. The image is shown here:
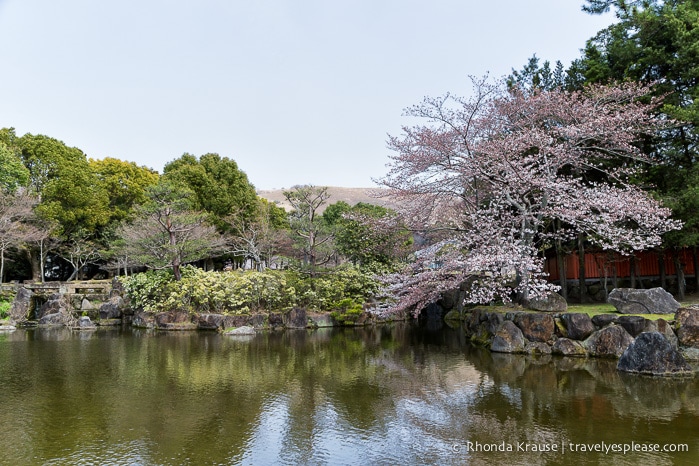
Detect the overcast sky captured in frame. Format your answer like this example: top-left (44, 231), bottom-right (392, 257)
top-left (0, 0), bottom-right (614, 190)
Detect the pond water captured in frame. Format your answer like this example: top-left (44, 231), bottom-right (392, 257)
top-left (0, 323), bottom-right (697, 466)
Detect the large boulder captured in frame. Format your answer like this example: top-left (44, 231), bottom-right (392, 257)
top-left (675, 306), bottom-right (699, 348)
top-left (491, 321), bottom-right (526, 353)
top-left (224, 325), bottom-right (256, 335)
top-left (283, 308), bottom-right (307, 329)
top-left (155, 311), bottom-right (196, 330)
top-left (616, 315), bottom-right (648, 337)
top-left (675, 306), bottom-right (699, 327)
top-left (583, 325), bottom-right (634, 358)
top-left (617, 332), bottom-right (693, 376)
top-left (677, 326), bottom-right (699, 348)
top-left (308, 313), bottom-right (334, 328)
top-left (132, 311), bottom-right (155, 329)
top-left (526, 292), bottom-right (567, 312)
top-left (38, 294), bottom-right (72, 320)
top-left (560, 313), bottom-right (596, 340)
top-left (9, 287), bottom-right (33, 322)
top-left (525, 341), bottom-right (552, 355)
top-left (552, 338), bottom-right (588, 357)
top-left (197, 313), bottom-right (226, 330)
top-left (591, 314), bottom-right (618, 328)
top-left (77, 316), bottom-right (96, 329)
top-left (513, 313), bottom-right (555, 343)
top-left (38, 312), bottom-right (68, 326)
top-left (645, 318), bottom-right (679, 348)
top-left (99, 296), bottom-right (123, 320)
top-left (607, 287), bottom-right (680, 314)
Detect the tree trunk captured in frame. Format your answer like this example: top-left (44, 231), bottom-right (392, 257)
top-left (26, 247), bottom-right (42, 282)
top-left (630, 254), bottom-right (636, 289)
top-left (577, 234), bottom-right (587, 303)
top-left (674, 251), bottom-right (685, 302)
top-left (693, 246), bottom-right (699, 292)
top-left (658, 251), bottom-right (667, 291)
top-left (556, 239), bottom-right (568, 301)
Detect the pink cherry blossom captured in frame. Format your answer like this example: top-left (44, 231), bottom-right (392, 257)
top-left (378, 78), bottom-right (681, 314)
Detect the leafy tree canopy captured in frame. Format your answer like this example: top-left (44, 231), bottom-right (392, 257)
top-left (163, 153), bottom-right (259, 229)
top-left (89, 157), bottom-right (160, 224)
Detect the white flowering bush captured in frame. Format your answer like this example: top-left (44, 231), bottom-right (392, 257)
top-left (121, 265), bottom-right (382, 314)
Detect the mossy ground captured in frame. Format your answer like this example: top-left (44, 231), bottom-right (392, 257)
top-left (464, 292), bottom-right (699, 321)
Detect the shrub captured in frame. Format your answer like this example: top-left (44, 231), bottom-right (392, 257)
top-left (121, 265), bottom-right (383, 315)
top-left (0, 300), bottom-right (11, 319)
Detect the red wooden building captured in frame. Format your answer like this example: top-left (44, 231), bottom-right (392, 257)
top-left (544, 249), bottom-right (696, 283)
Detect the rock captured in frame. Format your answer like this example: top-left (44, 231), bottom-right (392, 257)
top-left (583, 325), bottom-right (634, 358)
top-left (526, 341), bottom-right (552, 355)
top-left (223, 315), bottom-right (252, 328)
top-left (654, 318), bottom-right (679, 348)
top-left (680, 347), bottom-right (699, 361)
top-left (81, 298), bottom-right (97, 311)
top-left (675, 306), bottom-right (699, 327)
top-left (444, 309), bottom-right (462, 321)
top-left (268, 313), bottom-right (283, 328)
top-left (308, 313), bottom-right (334, 328)
top-left (560, 313), bottom-right (596, 340)
top-left (78, 316), bottom-right (96, 328)
top-left (513, 313), bottom-right (555, 343)
top-left (607, 287), bottom-right (680, 314)
top-left (552, 338), bottom-right (588, 357)
top-left (155, 311), bottom-right (191, 328)
top-left (132, 311), bottom-right (155, 329)
top-left (225, 326), bottom-right (256, 335)
top-left (99, 296), bottom-right (123, 320)
top-left (466, 310), bottom-right (504, 346)
top-left (9, 287), bottom-right (33, 322)
top-left (617, 332), bottom-right (693, 376)
top-left (38, 312), bottom-right (67, 326)
top-left (616, 315), bottom-right (647, 337)
top-left (249, 314), bottom-right (267, 329)
top-left (197, 313), bottom-right (226, 330)
top-left (526, 292), bottom-right (567, 312)
top-left (0, 324), bottom-right (16, 331)
top-left (491, 321), bottom-right (526, 353)
top-left (283, 307), bottom-right (307, 329)
top-left (677, 326), bottom-right (699, 348)
top-left (438, 289), bottom-right (459, 311)
top-left (591, 314), bottom-right (618, 328)
top-left (38, 294), bottom-right (71, 319)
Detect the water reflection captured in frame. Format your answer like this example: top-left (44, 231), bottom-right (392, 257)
top-left (0, 324), bottom-right (696, 465)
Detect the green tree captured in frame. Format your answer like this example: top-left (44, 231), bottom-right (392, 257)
top-left (163, 153), bottom-right (259, 229)
top-left (325, 202), bottom-right (412, 267)
top-left (0, 139), bottom-right (30, 192)
top-left (16, 132), bottom-right (110, 238)
top-left (90, 157), bottom-right (160, 224)
top-left (575, 0), bottom-right (699, 295)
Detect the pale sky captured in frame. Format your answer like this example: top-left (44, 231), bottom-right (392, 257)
top-left (0, 0), bottom-right (613, 190)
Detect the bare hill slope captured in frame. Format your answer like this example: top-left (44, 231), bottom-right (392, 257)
top-left (257, 187), bottom-right (396, 212)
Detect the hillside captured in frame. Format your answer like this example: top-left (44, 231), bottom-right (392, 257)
top-left (257, 187), bottom-right (398, 213)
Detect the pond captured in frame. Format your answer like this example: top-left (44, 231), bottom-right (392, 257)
top-left (0, 323), bottom-right (696, 465)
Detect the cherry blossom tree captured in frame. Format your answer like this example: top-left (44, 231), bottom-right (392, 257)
top-left (379, 78), bottom-right (681, 313)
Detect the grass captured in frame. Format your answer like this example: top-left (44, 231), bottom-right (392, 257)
top-left (467, 298), bottom-right (685, 321)
top-left (566, 303), bottom-right (674, 320)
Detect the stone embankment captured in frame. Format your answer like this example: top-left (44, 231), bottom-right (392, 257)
top-left (4, 278), bottom-right (407, 331)
top-left (448, 305), bottom-right (698, 376)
